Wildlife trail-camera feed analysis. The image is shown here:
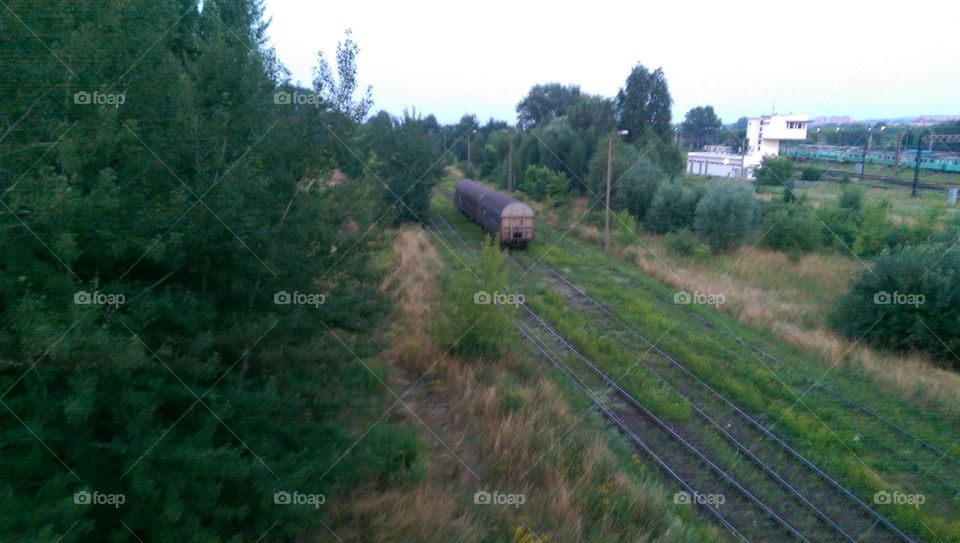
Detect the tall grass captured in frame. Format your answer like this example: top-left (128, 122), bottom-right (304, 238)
top-left (347, 224), bottom-right (726, 542)
top-left (555, 198), bottom-right (960, 416)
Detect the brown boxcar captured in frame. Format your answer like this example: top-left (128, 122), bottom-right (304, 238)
top-left (454, 178), bottom-right (535, 248)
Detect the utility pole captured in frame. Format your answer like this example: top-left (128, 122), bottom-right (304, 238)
top-left (604, 130), bottom-right (629, 252)
top-left (467, 132), bottom-right (472, 167)
top-left (912, 139), bottom-right (923, 198)
top-left (604, 135), bottom-right (613, 253)
top-left (860, 129), bottom-right (872, 180)
top-left (911, 134), bottom-right (960, 197)
top-left (507, 135), bottom-right (514, 191)
top-left (893, 130), bottom-right (901, 177)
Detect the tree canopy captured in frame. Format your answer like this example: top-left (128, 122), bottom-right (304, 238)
top-left (516, 83), bottom-right (583, 129)
top-left (616, 64), bottom-right (673, 144)
top-left (681, 106), bottom-right (723, 150)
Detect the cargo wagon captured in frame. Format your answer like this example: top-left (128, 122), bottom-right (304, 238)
top-left (454, 178), bottom-right (534, 248)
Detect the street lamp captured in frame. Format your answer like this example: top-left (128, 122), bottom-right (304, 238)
top-left (604, 129), bottom-right (630, 253)
top-left (467, 128), bottom-right (477, 168)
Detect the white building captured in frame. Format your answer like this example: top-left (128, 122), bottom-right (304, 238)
top-left (686, 114), bottom-right (809, 179)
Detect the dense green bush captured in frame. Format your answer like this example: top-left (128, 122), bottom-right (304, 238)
top-left (520, 164), bottom-right (568, 201)
top-left (0, 5), bottom-right (410, 541)
top-left (437, 239), bottom-right (516, 359)
top-left (759, 201), bottom-right (821, 255)
top-left (663, 228), bottom-right (710, 258)
top-left (817, 186), bottom-right (864, 250)
top-left (754, 155), bottom-right (795, 187)
top-left (645, 181), bottom-right (703, 233)
top-left (800, 166), bottom-right (826, 181)
top-left (832, 241), bottom-right (960, 366)
top-left (693, 182), bottom-right (757, 251)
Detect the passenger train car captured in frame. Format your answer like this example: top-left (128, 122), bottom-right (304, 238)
top-left (785, 145), bottom-right (960, 173)
top-left (454, 178), bottom-right (535, 248)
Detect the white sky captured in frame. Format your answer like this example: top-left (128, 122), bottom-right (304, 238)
top-left (262, 0), bottom-right (960, 125)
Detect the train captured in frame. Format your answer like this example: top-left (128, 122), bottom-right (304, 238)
top-left (784, 144), bottom-right (960, 173)
top-left (454, 178), bottom-right (535, 248)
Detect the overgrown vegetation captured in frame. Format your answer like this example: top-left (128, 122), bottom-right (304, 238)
top-left (0, 4), bottom-right (441, 540)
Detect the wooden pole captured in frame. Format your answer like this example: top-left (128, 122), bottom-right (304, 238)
top-left (507, 136), bottom-right (514, 191)
top-left (604, 135), bottom-right (613, 253)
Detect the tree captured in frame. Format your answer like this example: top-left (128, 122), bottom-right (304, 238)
top-left (0, 5), bottom-right (408, 540)
top-left (369, 113), bottom-right (444, 224)
top-left (515, 83), bottom-right (582, 129)
top-left (585, 138), bottom-right (638, 201)
top-left (312, 29), bottom-right (373, 122)
top-left (616, 64), bottom-right (673, 143)
top-left (646, 181), bottom-right (703, 233)
top-left (520, 165), bottom-right (568, 201)
top-left (754, 155), bottom-right (795, 187)
top-left (694, 182), bottom-right (757, 251)
top-left (681, 106), bottom-right (723, 150)
top-left (612, 159), bottom-right (667, 221)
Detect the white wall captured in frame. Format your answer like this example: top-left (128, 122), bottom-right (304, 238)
top-left (745, 114), bottom-right (808, 160)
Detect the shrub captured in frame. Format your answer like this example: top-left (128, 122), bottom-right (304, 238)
top-left (852, 201), bottom-right (894, 256)
top-left (817, 185), bottom-right (865, 250)
top-left (520, 165), bottom-right (568, 201)
top-left (754, 155), bottom-right (795, 187)
top-left (694, 182), bottom-right (757, 251)
top-left (436, 238), bottom-right (516, 359)
top-left (611, 159), bottom-right (667, 221)
top-left (800, 166), bottom-right (826, 181)
top-left (645, 181), bottom-right (703, 234)
top-left (831, 241), bottom-right (960, 367)
top-left (664, 228), bottom-right (710, 258)
top-left (759, 202), bottom-right (821, 254)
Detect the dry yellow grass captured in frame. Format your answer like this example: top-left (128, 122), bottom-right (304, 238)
top-left (380, 226), bottom-right (443, 373)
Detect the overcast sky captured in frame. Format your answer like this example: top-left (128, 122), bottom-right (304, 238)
top-left (262, 0), bottom-right (960, 125)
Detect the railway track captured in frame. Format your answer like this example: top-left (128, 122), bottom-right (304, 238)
top-left (428, 199), bottom-right (916, 542)
top-left (428, 213), bottom-right (797, 540)
top-left (650, 291), bottom-right (960, 497)
top-left (517, 309), bottom-right (807, 542)
top-left (536, 227), bottom-right (960, 501)
top-left (520, 260), bottom-right (913, 542)
top-left (817, 170), bottom-right (944, 192)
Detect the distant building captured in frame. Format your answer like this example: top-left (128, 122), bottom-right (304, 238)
top-left (686, 114), bottom-right (809, 179)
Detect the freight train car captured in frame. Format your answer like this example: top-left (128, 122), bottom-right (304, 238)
top-left (454, 178), bottom-right (534, 248)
